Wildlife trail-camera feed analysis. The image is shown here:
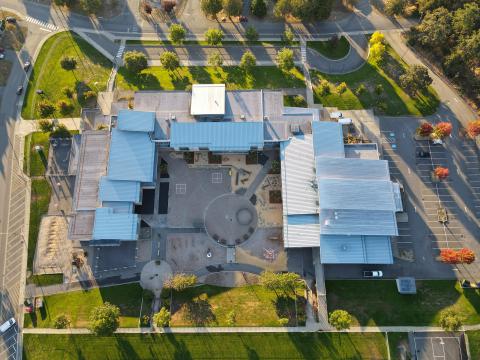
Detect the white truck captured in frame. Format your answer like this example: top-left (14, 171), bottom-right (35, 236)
top-left (0, 318), bottom-right (16, 333)
top-left (363, 270), bottom-right (383, 278)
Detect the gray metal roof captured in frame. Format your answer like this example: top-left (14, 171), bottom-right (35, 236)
top-left (92, 207), bottom-right (139, 241)
top-left (316, 157), bottom-right (390, 181)
top-left (280, 135), bottom-right (318, 215)
top-left (283, 214), bottom-right (320, 248)
top-left (312, 121), bottom-right (345, 158)
top-left (320, 235), bottom-right (393, 264)
top-left (117, 110), bottom-right (155, 132)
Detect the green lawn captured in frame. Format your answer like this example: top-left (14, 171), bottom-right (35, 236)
top-left (24, 283), bottom-right (152, 328)
top-left (27, 274), bottom-right (64, 287)
top-left (116, 66), bottom-right (305, 91)
top-left (284, 94), bottom-right (308, 107)
top-left (22, 31), bottom-right (112, 119)
top-left (307, 36), bottom-right (350, 59)
top-left (166, 284), bottom-right (306, 327)
top-left (327, 280), bottom-right (480, 326)
top-left (311, 43), bottom-right (439, 116)
top-left (27, 179), bottom-right (51, 273)
top-left (23, 332), bottom-right (388, 360)
top-left (24, 132), bottom-right (50, 177)
top-left (387, 332), bottom-right (409, 360)
top-left (467, 331), bottom-right (480, 359)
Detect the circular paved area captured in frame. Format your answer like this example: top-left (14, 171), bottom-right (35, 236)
top-left (140, 260), bottom-right (173, 297)
top-left (204, 193), bottom-right (258, 247)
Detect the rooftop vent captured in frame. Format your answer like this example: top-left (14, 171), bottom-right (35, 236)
top-left (240, 114), bottom-right (246, 120)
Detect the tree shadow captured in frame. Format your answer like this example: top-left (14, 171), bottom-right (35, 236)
top-left (182, 297), bottom-right (216, 326)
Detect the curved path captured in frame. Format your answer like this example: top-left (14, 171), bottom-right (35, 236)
top-left (306, 34), bottom-right (369, 74)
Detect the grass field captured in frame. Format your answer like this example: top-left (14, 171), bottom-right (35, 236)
top-left (27, 179), bottom-right (51, 273)
top-left (23, 132), bottom-right (50, 177)
top-left (166, 284), bottom-right (306, 327)
top-left (24, 283), bottom-right (151, 328)
top-left (311, 43), bottom-right (439, 116)
top-left (467, 331), bottom-right (480, 359)
top-left (307, 36), bottom-right (350, 59)
top-left (22, 31), bottom-right (112, 119)
top-left (327, 280), bottom-right (480, 326)
top-left (26, 274), bottom-right (64, 287)
top-left (116, 66), bottom-right (305, 91)
top-left (23, 332), bottom-right (388, 360)
top-left (388, 332), bottom-right (410, 360)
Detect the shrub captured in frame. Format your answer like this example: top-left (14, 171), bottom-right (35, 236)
top-left (51, 124), bottom-right (72, 138)
top-left (83, 90), bottom-right (97, 102)
top-left (208, 52), bottom-right (224, 67)
top-left (54, 314), bottom-right (70, 329)
top-left (277, 317), bottom-right (289, 326)
top-left (251, 0), bottom-right (267, 17)
top-left (416, 122), bottom-right (434, 137)
top-left (318, 79), bottom-right (331, 96)
top-left (160, 51), bottom-right (180, 72)
top-left (329, 309), bottom-right (352, 330)
top-left (245, 26), bottom-right (259, 42)
top-left (370, 42), bottom-right (386, 64)
top-left (433, 122), bottom-right (452, 138)
top-left (375, 84), bottom-right (384, 95)
top-left (96, 124), bottom-right (108, 130)
top-left (80, 0), bottom-right (101, 13)
top-left (38, 100), bottom-right (56, 118)
top-left (283, 29), bottom-right (295, 44)
top-left (169, 24), bottom-right (187, 44)
top-left (57, 100), bottom-right (74, 115)
top-left (205, 28), bottom-right (224, 45)
top-left (88, 302), bottom-right (120, 336)
top-left (240, 50), bottom-right (256, 72)
top-left (355, 84), bottom-right (367, 95)
top-left (467, 120), bottom-right (480, 138)
top-left (336, 82), bottom-right (347, 94)
top-left (144, 3), bottom-right (153, 14)
top-left (457, 248), bottom-right (476, 264)
top-left (384, 0), bottom-right (407, 16)
top-left (276, 48), bottom-right (295, 72)
top-left (60, 56), bottom-right (77, 70)
top-left (38, 119), bottom-right (54, 133)
top-left (369, 31), bottom-right (385, 45)
top-left (223, 0), bottom-right (243, 17)
top-left (440, 248), bottom-right (458, 264)
top-left (201, 0), bottom-right (223, 17)
top-left (62, 87), bottom-right (74, 98)
top-left (153, 307), bottom-right (171, 327)
top-left (439, 309), bottom-right (463, 331)
top-left (164, 273), bottom-right (197, 291)
top-left (124, 51), bottom-right (148, 74)
top-left (434, 166), bottom-right (449, 180)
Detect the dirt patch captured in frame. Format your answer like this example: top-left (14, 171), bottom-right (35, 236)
top-left (0, 60), bottom-right (12, 86)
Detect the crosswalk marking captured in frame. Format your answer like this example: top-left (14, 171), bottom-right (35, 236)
top-left (25, 16), bottom-right (58, 31)
top-left (116, 45), bottom-right (125, 59)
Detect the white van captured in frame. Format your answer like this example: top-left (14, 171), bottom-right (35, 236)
top-left (338, 118), bottom-right (353, 125)
top-left (330, 111), bottom-right (343, 119)
top-left (0, 318), bottom-right (16, 333)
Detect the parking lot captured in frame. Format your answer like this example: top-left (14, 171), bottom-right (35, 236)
top-left (410, 332), bottom-right (467, 360)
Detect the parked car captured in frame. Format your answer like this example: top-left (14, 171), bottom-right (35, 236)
top-left (363, 270), bottom-right (383, 278)
top-left (416, 150), bottom-right (430, 158)
top-left (23, 61), bottom-right (31, 71)
top-left (431, 138), bottom-right (443, 145)
top-left (0, 318), bottom-right (15, 333)
top-left (330, 111), bottom-right (343, 119)
top-left (0, 53), bottom-right (4, 60)
top-left (16, 86), bottom-right (23, 95)
top-left (6, 17), bottom-right (17, 24)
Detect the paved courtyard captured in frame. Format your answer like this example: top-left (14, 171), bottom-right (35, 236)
top-left (410, 332), bottom-right (467, 360)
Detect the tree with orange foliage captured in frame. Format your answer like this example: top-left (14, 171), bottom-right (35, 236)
top-left (467, 120), bottom-right (480, 138)
top-left (457, 248), bottom-right (475, 264)
top-left (440, 248), bottom-right (459, 264)
top-left (416, 122), bottom-right (434, 137)
top-left (434, 166), bottom-right (449, 180)
top-left (433, 122), bottom-right (452, 138)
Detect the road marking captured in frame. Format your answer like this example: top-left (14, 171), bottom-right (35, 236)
top-left (25, 16), bottom-right (58, 31)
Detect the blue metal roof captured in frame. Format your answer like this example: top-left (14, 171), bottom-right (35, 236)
top-left (99, 177), bottom-right (141, 203)
top-left (93, 207), bottom-right (139, 241)
top-left (170, 122), bottom-right (264, 152)
top-left (107, 128), bottom-right (155, 183)
top-left (320, 235), bottom-right (393, 264)
top-left (117, 110), bottom-right (155, 132)
top-left (312, 122), bottom-right (345, 158)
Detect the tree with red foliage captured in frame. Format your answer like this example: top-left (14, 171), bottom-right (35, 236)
top-left (433, 122), bottom-right (453, 138)
top-left (457, 248), bottom-right (475, 264)
top-left (144, 3), bottom-right (152, 14)
top-left (467, 120), bottom-right (480, 138)
top-left (440, 248), bottom-right (459, 264)
top-left (416, 122), bottom-right (434, 137)
top-left (434, 166), bottom-right (449, 180)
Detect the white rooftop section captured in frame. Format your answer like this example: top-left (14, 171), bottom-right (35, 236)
top-left (190, 84), bottom-right (226, 116)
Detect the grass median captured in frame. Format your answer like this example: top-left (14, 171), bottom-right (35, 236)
top-left (116, 66), bottom-right (305, 91)
top-left (23, 332), bottom-right (388, 360)
top-left (307, 36), bottom-right (350, 60)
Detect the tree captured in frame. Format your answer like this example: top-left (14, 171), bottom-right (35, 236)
top-left (283, 29), bottom-right (295, 44)
top-left (274, 0), bottom-right (333, 21)
top-left (205, 28), bottom-right (224, 46)
top-left (416, 122), bottom-right (434, 137)
top-left (62, 87), bottom-right (74, 99)
top-left (60, 56), bottom-right (77, 70)
top-left (399, 65), bottom-right (433, 95)
top-left (259, 271), bottom-right (282, 294)
top-left (369, 31), bottom-right (385, 45)
top-left (57, 100), bottom-right (73, 115)
top-left (384, 0), bottom-right (407, 16)
top-left (153, 307), bottom-right (171, 327)
top-left (416, 7), bottom-right (453, 51)
top-left (336, 82), bottom-right (347, 94)
top-left (369, 42), bottom-right (386, 64)
top-left (276, 48), bottom-right (295, 72)
top-left (38, 119), bottom-right (54, 133)
top-left (80, 0), bottom-right (101, 13)
top-left (201, 0), bottom-right (223, 17)
top-left (54, 314), bottom-right (70, 329)
top-left (259, 271), bottom-right (300, 296)
top-left (223, 0), bottom-right (242, 17)
top-left (245, 26), bottom-right (259, 42)
top-left (457, 248), bottom-right (476, 264)
top-left (329, 310), bottom-right (352, 330)
top-left (433, 122), bottom-right (452, 138)
top-left (51, 124), bottom-right (72, 138)
top-left (88, 302), bottom-right (120, 336)
top-left (123, 51), bottom-right (148, 74)
top-left (38, 100), bottom-right (56, 118)
top-left (440, 248), bottom-right (459, 264)
top-left (165, 273), bottom-right (197, 291)
top-left (160, 51), bottom-right (180, 72)
top-left (240, 50), bottom-right (256, 72)
top-left (250, 0), bottom-right (267, 17)
top-left (467, 120), bottom-right (480, 138)
top-left (439, 309), bottom-right (463, 331)
top-left (208, 52), bottom-right (224, 67)
top-left (458, 30), bottom-right (480, 66)
top-left (453, 2), bottom-right (480, 36)
top-left (434, 166), bottom-right (449, 180)
top-left (169, 24), bottom-right (187, 44)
